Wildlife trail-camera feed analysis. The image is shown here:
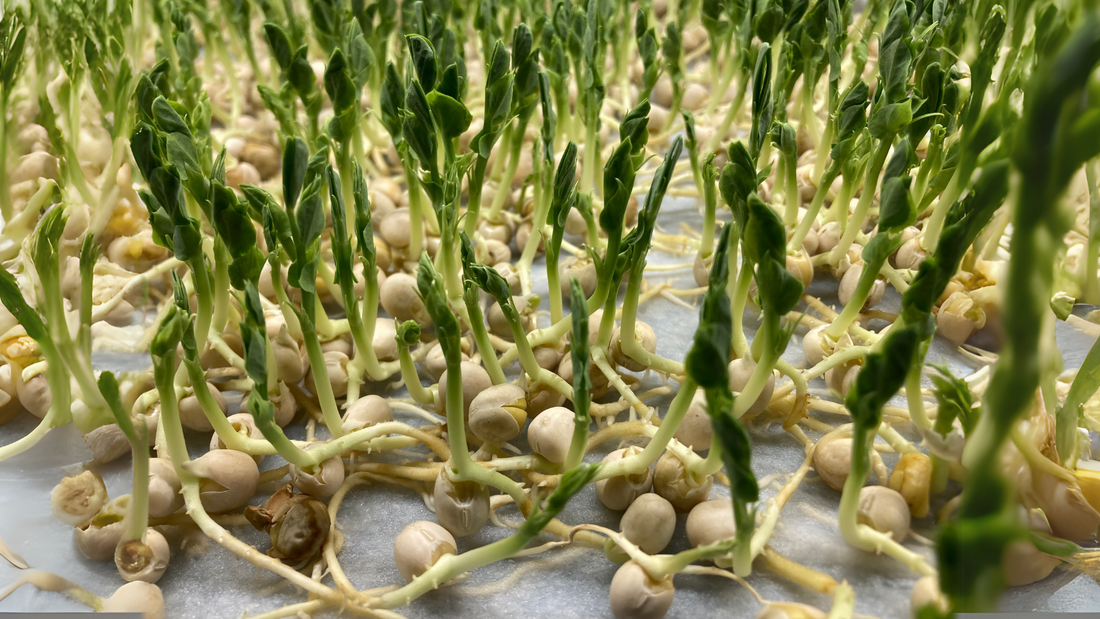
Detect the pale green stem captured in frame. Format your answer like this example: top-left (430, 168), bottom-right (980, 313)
top-left (399, 343), bottom-right (435, 406)
top-left (620, 266), bottom-right (685, 375)
top-left (730, 258), bottom-right (754, 358)
top-left (827, 135), bottom-right (894, 266)
top-left (300, 319), bottom-right (346, 437)
top-left (592, 379), bottom-right (697, 482)
top-left (826, 255), bottom-right (889, 339)
top-left (790, 167), bottom-right (842, 252)
top-left (905, 365), bottom-right (932, 430)
top-left (465, 295), bottom-right (507, 385)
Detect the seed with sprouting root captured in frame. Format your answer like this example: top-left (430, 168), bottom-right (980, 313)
top-left (728, 356), bottom-right (775, 417)
top-left (597, 447), bottom-right (654, 511)
top-left (289, 451), bottom-right (345, 499)
top-left (52, 470), bottom-right (108, 528)
top-left (909, 576), bottom-right (948, 618)
top-left (433, 467), bottom-right (489, 537)
top-left (484, 239), bottom-right (511, 264)
top-left (609, 560), bottom-right (675, 619)
top-left (935, 291), bottom-right (986, 345)
top-left (101, 581), bottom-right (164, 619)
top-left (1003, 508), bottom-right (1061, 586)
top-left (686, 498), bottom-right (737, 550)
top-left (147, 458), bottom-right (184, 519)
top-left (801, 324), bottom-right (831, 367)
top-left (0, 364), bottom-right (21, 424)
top-left (468, 383), bottom-right (528, 444)
top-left (245, 485), bottom-right (330, 564)
top-left (75, 496), bottom-right (130, 561)
top-left (526, 381), bottom-right (567, 418)
top-left (1018, 465), bottom-right (1100, 542)
top-left (609, 322), bottom-right (657, 372)
top-left (381, 273), bottom-right (431, 326)
top-left (559, 256), bottom-right (598, 298)
top-left (857, 486), bottom-right (911, 542)
top-left (305, 350), bottom-right (350, 399)
top-left (210, 413), bottom-right (266, 465)
top-left (438, 361), bottom-right (491, 420)
top-left (813, 432), bottom-right (851, 492)
top-left (271, 325), bottom-right (305, 384)
top-left (425, 339), bottom-right (473, 380)
top-left (181, 450), bottom-right (260, 513)
top-left (18, 372), bottom-right (51, 419)
top-left (674, 390), bottom-right (712, 453)
top-left (487, 296), bottom-right (532, 341)
top-left (786, 251), bottom-right (814, 288)
top-left (114, 528), bottom-right (170, 584)
top-left (838, 263), bottom-right (885, 310)
top-left (527, 406), bottom-right (575, 464)
top-left (177, 382), bottom-right (227, 432)
top-left (478, 217), bottom-right (515, 244)
top-left (342, 395), bottom-right (393, 434)
top-left (269, 382), bottom-right (298, 427)
top-left (653, 452), bottom-right (712, 512)
top-left (532, 345), bottom-right (562, 371)
top-left (558, 351), bottom-right (609, 398)
top-left (393, 520), bottom-right (457, 583)
top-left (619, 494), bottom-right (676, 555)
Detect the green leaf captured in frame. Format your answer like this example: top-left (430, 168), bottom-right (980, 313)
top-left (326, 166), bottom-right (356, 290)
top-left (686, 225), bottom-right (734, 389)
top-left (263, 22), bottom-right (293, 70)
top-left (211, 182), bottom-right (257, 258)
top-left (288, 46), bottom-right (318, 99)
top-left (681, 109), bottom-right (696, 147)
top-left (239, 285), bottom-right (270, 395)
top-left (150, 305), bottom-right (188, 359)
top-left (1060, 335), bottom-right (1100, 439)
top-left (0, 269), bottom-right (48, 343)
top-left (538, 71), bottom-right (555, 163)
top-left (151, 96), bottom-right (192, 137)
top-left (618, 99), bottom-right (651, 158)
top-left (426, 90), bottom-right (472, 140)
top-left (845, 324), bottom-right (921, 434)
top-left (380, 62), bottom-right (405, 140)
top-left (707, 387), bottom-right (759, 503)
top-left (600, 138), bottom-right (636, 232)
top-left (396, 319), bottom-right (421, 348)
top-left (868, 99), bottom-right (913, 139)
top-left (295, 178), bottom-right (325, 251)
top-left (403, 82), bottom-right (438, 176)
top-left (468, 263), bottom-right (512, 304)
top-left (283, 136), bottom-right (309, 212)
top-left (750, 44), bottom-right (774, 161)
top-left (930, 363), bottom-right (977, 437)
top-left (878, 0), bottom-right (914, 103)
top-left (351, 160), bottom-right (376, 268)
top-left (406, 33), bottom-right (437, 90)
top-left (323, 48), bottom-right (357, 113)
top-left (570, 277), bottom-right (590, 421)
top-left (519, 463), bottom-right (600, 539)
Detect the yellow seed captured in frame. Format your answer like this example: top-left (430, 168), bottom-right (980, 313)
top-left (889, 452), bottom-right (932, 519)
top-left (1076, 467), bottom-right (1100, 514)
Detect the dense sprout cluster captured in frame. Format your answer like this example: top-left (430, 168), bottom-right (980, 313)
top-left (3, 0), bottom-right (1100, 618)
